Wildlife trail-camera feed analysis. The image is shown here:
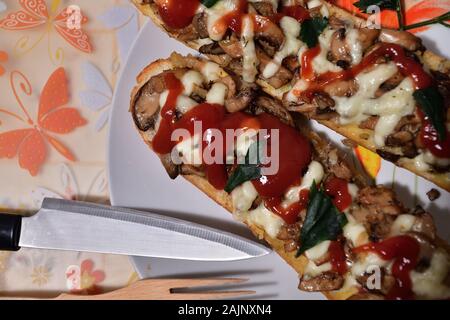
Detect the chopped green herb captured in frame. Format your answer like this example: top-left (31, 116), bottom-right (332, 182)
top-left (300, 17), bottom-right (328, 48)
top-left (296, 181), bottom-right (348, 256)
top-left (200, 0), bottom-right (220, 8)
top-left (224, 140), bottom-right (264, 193)
top-left (413, 86), bottom-right (447, 141)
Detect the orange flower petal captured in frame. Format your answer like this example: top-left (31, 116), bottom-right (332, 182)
top-left (354, 145), bottom-right (381, 180)
top-left (0, 51), bottom-right (8, 62)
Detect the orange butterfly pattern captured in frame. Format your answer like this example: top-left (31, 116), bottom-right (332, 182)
top-left (0, 67), bottom-right (87, 176)
top-left (0, 0), bottom-right (92, 54)
top-left (331, 0), bottom-right (450, 33)
top-left (0, 50), bottom-right (7, 76)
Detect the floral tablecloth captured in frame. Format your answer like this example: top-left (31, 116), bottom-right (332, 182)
top-left (0, 0), bottom-right (448, 297)
top-left (0, 0), bottom-right (144, 297)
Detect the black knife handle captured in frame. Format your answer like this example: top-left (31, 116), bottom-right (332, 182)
top-left (0, 213), bottom-right (21, 251)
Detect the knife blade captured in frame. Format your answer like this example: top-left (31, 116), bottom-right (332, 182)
top-left (0, 198), bottom-right (270, 261)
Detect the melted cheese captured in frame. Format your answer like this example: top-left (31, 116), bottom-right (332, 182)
top-left (201, 61), bottom-right (223, 82)
top-left (305, 240), bottom-right (331, 261)
top-left (174, 134), bottom-right (202, 165)
top-left (182, 70), bottom-right (203, 95)
top-left (247, 203), bottom-right (285, 238)
top-left (159, 91), bottom-right (198, 114)
top-left (343, 212), bottom-right (369, 247)
top-left (283, 161), bottom-right (324, 207)
top-left (410, 249), bottom-right (450, 299)
top-left (241, 15), bottom-right (258, 83)
top-left (345, 28), bottom-right (363, 65)
top-left (205, 0), bottom-right (239, 41)
top-left (263, 16), bottom-right (303, 79)
top-left (312, 28), bottom-right (342, 74)
top-left (334, 63), bottom-right (416, 147)
top-left (413, 150), bottom-right (450, 172)
top-left (351, 252), bottom-right (390, 277)
top-left (307, 0), bottom-right (329, 18)
top-left (305, 260), bottom-right (333, 277)
top-left (231, 181), bottom-right (259, 212)
top-left (390, 214), bottom-right (416, 235)
top-left (206, 82), bottom-right (228, 105)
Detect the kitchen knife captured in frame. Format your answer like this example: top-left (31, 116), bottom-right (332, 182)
top-left (0, 198), bottom-right (270, 261)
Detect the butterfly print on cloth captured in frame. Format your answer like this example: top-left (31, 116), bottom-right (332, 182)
top-left (0, 68), bottom-right (87, 176)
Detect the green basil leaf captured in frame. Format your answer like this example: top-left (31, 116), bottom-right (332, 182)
top-left (353, 0), bottom-right (398, 12)
top-left (224, 165), bottom-right (261, 193)
top-left (296, 181), bottom-right (348, 256)
top-left (413, 86), bottom-right (447, 141)
top-left (300, 17), bottom-right (328, 48)
top-left (201, 0), bottom-right (220, 8)
top-left (224, 140), bottom-right (264, 193)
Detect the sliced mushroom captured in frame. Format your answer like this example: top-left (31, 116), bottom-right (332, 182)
top-left (329, 28), bottom-right (352, 64)
top-left (132, 76), bottom-right (165, 132)
top-left (257, 48), bottom-right (293, 88)
top-left (375, 72), bottom-right (404, 97)
top-left (251, 1), bottom-right (276, 16)
top-left (358, 28), bottom-right (380, 52)
top-left (253, 96), bottom-right (295, 127)
top-left (312, 92), bottom-right (336, 113)
top-left (192, 13), bottom-right (209, 39)
top-left (324, 79), bottom-right (358, 97)
top-left (253, 15), bottom-right (285, 49)
top-left (160, 153), bottom-right (179, 179)
top-left (411, 212), bottom-right (436, 240)
top-left (199, 42), bottom-right (226, 55)
top-left (298, 272), bottom-right (344, 292)
top-left (379, 29), bottom-right (423, 52)
top-left (224, 85), bottom-right (257, 113)
top-left (219, 37), bottom-right (243, 58)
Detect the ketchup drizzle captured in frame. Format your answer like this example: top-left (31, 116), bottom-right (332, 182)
top-left (324, 177), bottom-right (352, 212)
top-left (353, 235), bottom-right (420, 300)
top-left (329, 241), bottom-right (348, 275)
top-left (156, 0), bottom-right (200, 29)
top-left (152, 72), bottom-right (313, 214)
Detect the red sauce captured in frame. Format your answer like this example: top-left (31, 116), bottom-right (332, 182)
top-left (419, 112), bottom-right (450, 158)
top-left (296, 43), bottom-right (447, 159)
top-left (353, 235), bottom-right (420, 300)
top-left (301, 46), bottom-right (321, 81)
top-left (329, 241), bottom-right (347, 275)
top-left (214, 0), bottom-right (248, 35)
top-left (298, 43), bottom-right (433, 97)
top-left (156, 0), bottom-right (200, 29)
top-left (265, 188), bottom-right (309, 224)
top-left (324, 177), bottom-right (352, 212)
top-left (152, 72), bottom-right (313, 199)
top-left (281, 5), bottom-right (310, 23)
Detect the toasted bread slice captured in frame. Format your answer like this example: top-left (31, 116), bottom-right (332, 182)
top-left (132, 0), bottom-right (450, 192)
top-left (130, 54), bottom-right (450, 300)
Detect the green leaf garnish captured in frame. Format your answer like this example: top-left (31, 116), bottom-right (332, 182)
top-left (296, 181), bottom-right (348, 257)
top-left (413, 86), bottom-right (447, 141)
top-left (353, 0), bottom-right (397, 12)
top-left (201, 0), bottom-right (220, 8)
top-left (300, 17), bottom-right (328, 48)
top-left (224, 140), bottom-right (264, 193)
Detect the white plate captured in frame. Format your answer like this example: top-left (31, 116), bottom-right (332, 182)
top-left (108, 21), bottom-right (450, 299)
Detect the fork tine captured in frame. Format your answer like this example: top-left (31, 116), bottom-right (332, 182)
top-left (152, 277), bottom-right (249, 290)
top-left (170, 290), bottom-right (256, 300)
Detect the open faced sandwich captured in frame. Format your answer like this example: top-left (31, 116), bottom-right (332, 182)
top-left (132, 0), bottom-right (450, 192)
top-left (130, 53), bottom-right (450, 300)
